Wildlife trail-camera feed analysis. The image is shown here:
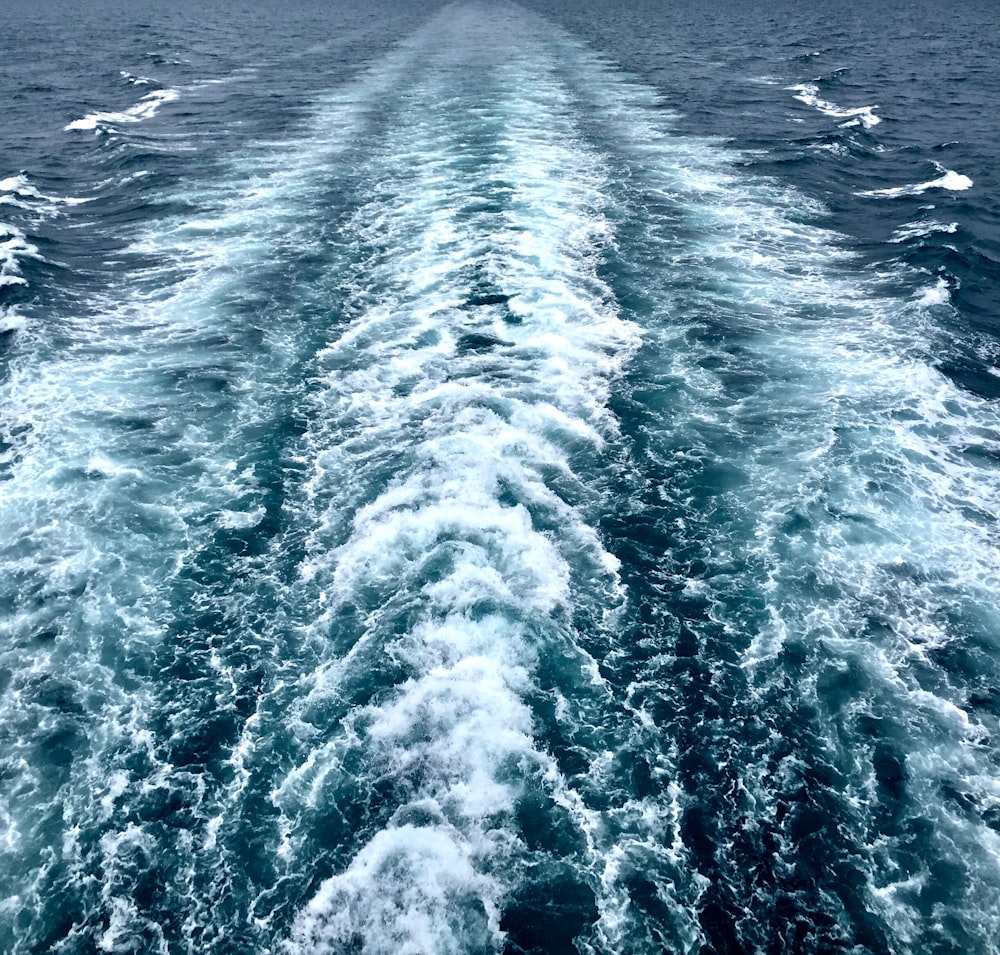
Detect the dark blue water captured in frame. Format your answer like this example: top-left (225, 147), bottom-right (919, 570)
top-left (3, 2), bottom-right (1000, 952)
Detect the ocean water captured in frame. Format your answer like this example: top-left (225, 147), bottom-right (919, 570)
top-left (2, 1), bottom-right (1000, 952)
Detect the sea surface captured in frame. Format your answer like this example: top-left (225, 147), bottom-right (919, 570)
top-left (3, 1), bottom-right (1000, 952)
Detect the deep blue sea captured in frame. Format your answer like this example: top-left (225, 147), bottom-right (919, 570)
top-left (3, 1), bottom-right (1000, 952)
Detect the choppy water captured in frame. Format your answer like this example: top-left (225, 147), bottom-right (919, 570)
top-left (3, 1), bottom-right (1000, 952)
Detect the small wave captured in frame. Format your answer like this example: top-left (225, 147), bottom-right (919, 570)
top-left (0, 306), bottom-right (27, 333)
top-left (889, 219), bottom-right (959, 242)
top-left (119, 70), bottom-right (154, 86)
top-left (917, 277), bottom-right (952, 306)
top-left (0, 222), bottom-right (43, 289)
top-left (0, 173), bottom-right (91, 209)
top-left (860, 167), bottom-right (973, 198)
top-left (789, 82), bottom-right (881, 128)
top-left (808, 141), bottom-right (851, 157)
top-left (65, 87), bottom-right (180, 132)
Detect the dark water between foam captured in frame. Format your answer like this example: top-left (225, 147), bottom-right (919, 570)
top-left (3, 1), bottom-right (1000, 952)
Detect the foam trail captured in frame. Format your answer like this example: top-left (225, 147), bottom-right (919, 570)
top-left (0, 26), bottom-right (437, 952)
top-left (4, 2), bottom-right (1000, 953)
top-left (564, 45), bottom-right (1000, 953)
top-left (273, 10), bottom-right (660, 952)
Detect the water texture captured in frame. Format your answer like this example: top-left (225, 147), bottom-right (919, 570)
top-left (2, 1), bottom-right (999, 952)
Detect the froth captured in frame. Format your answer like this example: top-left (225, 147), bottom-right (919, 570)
top-left (860, 167), bottom-right (973, 198)
top-left (65, 88), bottom-right (180, 132)
top-left (789, 82), bottom-right (881, 128)
top-left (0, 222), bottom-right (42, 289)
top-left (287, 825), bottom-right (504, 955)
top-left (276, 16), bottom-right (650, 951)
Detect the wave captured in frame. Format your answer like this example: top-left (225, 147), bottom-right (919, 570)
top-left (915, 276), bottom-right (953, 306)
top-left (120, 69), bottom-right (155, 86)
top-left (65, 87), bottom-right (180, 132)
top-left (889, 219), bottom-right (959, 242)
top-left (860, 164), bottom-right (973, 197)
top-left (0, 173), bottom-right (92, 212)
top-left (789, 81), bottom-right (881, 128)
top-left (0, 221), bottom-right (44, 289)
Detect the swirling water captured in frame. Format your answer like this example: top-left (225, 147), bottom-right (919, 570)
top-left (2, 1), bottom-right (1000, 952)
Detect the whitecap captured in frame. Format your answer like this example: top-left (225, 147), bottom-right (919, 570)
top-left (0, 307), bottom-right (27, 333)
top-left (119, 70), bottom-right (154, 86)
top-left (860, 168), bottom-right (973, 198)
top-left (889, 220), bottom-right (958, 242)
top-left (916, 277), bottom-right (951, 306)
top-left (65, 87), bottom-right (180, 132)
top-left (1, 173), bottom-right (91, 209)
top-left (0, 222), bottom-right (43, 288)
top-left (789, 82), bottom-right (881, 128)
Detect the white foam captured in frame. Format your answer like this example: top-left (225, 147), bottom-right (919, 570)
top-left (0, 222), bottom-right (42, 289)
top-left (217, 506), bottom-right (266, 529)
top-left (916, 277), bottom-right (951, 306)
top-left (288, 824), bottom-right (503, 955)
top-left (85, 454), bottom-right (144, 481)
top-left (0, 173), bottom-right (90, 206)
top-left (119, 70), bottom-right (154, 86)
top-left (65, 88), bottom-right (180, 132)
top-left (0, 307), bottom-right (28, 333)
top-left (789, 82), bottom-right (881, 128)
top-left (0, 175), bottom-right (32, 193)
top-left (860, 168), bottom-right (973, 198)
top-left (889, 219), bottom-right (958, 242)
top-left (810, 142), bottom-right (850, 157)
top-left (99, 772), bottom-right (130, 819)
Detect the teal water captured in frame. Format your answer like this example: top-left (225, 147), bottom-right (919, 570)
top-left (2, 1), bottom-right (1000, 952)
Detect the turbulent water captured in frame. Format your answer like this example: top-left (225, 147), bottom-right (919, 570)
top-left (3, 1), bottom-right (1000, 952)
